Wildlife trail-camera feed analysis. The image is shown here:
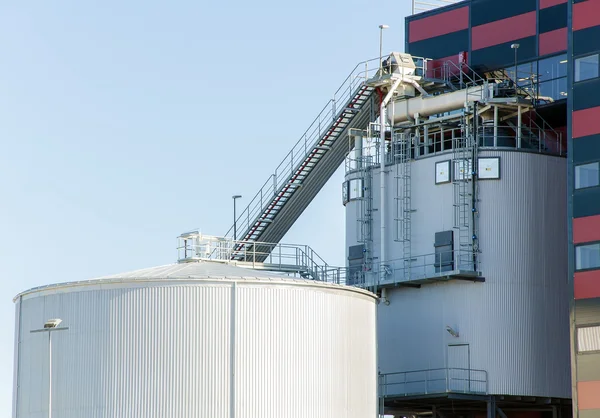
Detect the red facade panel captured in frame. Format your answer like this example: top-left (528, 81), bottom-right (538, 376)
top-left (573, 215), bottom-right (600, 244)
top-left (573, 107), bottom-right (600, 139)
top-left (573, 0), bottom-right (600, 32)
top-left (540, 0), bottom-right (567, 8)
top-left (539, 28), bottom-right (567, 56)
top-left (409, 6), bottom-right (469, 43)
top-left (574, 270), bottom-right (600, 300)
top-left (578, 381), bottom-right (600, 409)
top-left (471, 12), bottom-right (537, 51)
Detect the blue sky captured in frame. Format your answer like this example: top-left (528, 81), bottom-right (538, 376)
top-left (1, 0), bottom-right (411, 413)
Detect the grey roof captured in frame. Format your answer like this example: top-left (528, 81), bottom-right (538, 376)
top-left (14, 261), bottom-right (376, 301)
top-left (94, 261), bottom-right (292, 280)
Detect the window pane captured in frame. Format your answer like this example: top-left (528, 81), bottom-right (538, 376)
top-left (575, 54), bottom-right (599, 82)
top-left (575, 162), bottom-right (599, 189)
top-left (538, 77), bottom-right (567, 102)
top-left (578, 326), bottom-right (600, 352)
top-left (349, 178), bottom-right (363, 200)
top-left (538, 54), bottom-right (567, 81)
top-left (576, 243), bottom-right (600, 270)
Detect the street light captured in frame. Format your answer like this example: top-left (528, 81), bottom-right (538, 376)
top-left (511, 43), bottom-right (520, 94)
top-left (31, 318), bottom-right (69, 418)
top-left (232, 195), bottom-right (242, 240)
top-left (379, 24), bottom-right (389, 74)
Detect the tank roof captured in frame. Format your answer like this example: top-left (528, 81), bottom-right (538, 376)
top-left (14, 261), bottom-right (375, 301)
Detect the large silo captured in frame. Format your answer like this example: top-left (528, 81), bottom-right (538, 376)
top-left (12, 262), bottom-right (377, 418)
top-left (343, 53), bottom-right (571, 416)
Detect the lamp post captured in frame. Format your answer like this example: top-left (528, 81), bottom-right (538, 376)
top-left (379, 24), bottom-right (389, 74)
top-left (232, 195), bottom-right (242, 241)
top-left (31, 318), bottom-right (69, 418)
top-left (511, 43), bottom-right (520, 94)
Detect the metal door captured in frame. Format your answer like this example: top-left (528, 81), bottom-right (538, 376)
top-left (447, 344), bottom-right (470, 392)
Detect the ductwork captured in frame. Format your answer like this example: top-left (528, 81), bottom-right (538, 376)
top-left (387, 83), bottom-right (495, 124)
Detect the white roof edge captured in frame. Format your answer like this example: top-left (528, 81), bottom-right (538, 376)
top-left (13, 267), bottom-right (376, 302)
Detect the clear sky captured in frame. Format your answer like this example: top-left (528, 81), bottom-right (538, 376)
top-left (1, 0), bottom-right (411, 413)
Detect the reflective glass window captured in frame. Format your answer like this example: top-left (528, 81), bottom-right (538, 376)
top-left (538, 54), bottom-right (567, 81)
top-left (538, 77), bottom-right (568, 102)
top-left (575, 162), bottom-right (600, 189)
top-left (575, 54), bottom-right (599, 82)
top-left (576, 243), bottom-right (600, 270)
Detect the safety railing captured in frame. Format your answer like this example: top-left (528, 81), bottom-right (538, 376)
top-left (412, 0), bottom-right (463, 14)
top-left (224, 56), bottom-right (382, 240)
top-left (177, 232), bottom-right (347, 283)
top-left (347, 249), bottom-right (480, 288)
top-left (428, 60), bottom-right (486, 91)
top-left (379, 368), bottom-right (488, 398)
top-left (489, 69), bottom-right (564, 149)
top-left (345, 123), bottom-right (563, 175)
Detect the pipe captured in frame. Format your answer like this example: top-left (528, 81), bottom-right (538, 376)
top-left (379, 79), bottom-right (403, 283)
top-left (388, 84), bottom-right (491, 125)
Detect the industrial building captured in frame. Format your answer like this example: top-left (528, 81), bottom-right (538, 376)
top-left (12, 0), bottom-right (600, 417)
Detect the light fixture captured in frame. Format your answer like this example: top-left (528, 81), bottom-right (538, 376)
top-left (446, 325), bottom-right (459, 338)
top-left (560, 59), bottom-right (568, 64)
top-left (379, 24), bottom-right (389, 29)
top-left (511, 43), bottom-right (520, 49)
top-left (44, 318), bottom-right (63, 329)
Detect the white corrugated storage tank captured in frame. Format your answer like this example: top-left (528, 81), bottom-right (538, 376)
top-left (12, 262), bottom-right (377, 418)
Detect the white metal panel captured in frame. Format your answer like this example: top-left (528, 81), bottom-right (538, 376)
top-left (235, 284), bottom-right (376, 418)
top-left (363, 150), bottom-right (570, 398)
top-left (578, 326), bottom-right (600, 352)
top-left (14, 266), bottom-right (377, 418)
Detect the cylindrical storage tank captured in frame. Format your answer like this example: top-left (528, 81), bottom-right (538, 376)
top-left (345, 149), bottom-right (570, 398)
top-left (12, 262), bottom-right (377, 418)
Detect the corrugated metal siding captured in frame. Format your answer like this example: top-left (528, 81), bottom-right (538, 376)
top-left (364, 150), bottom-right (570, 398)
top-left (578, 326), bottom-right (600, 352)
top-left (12, 298), bottom-right (21, 418)
top-left (14, 278), bottom-right (376, 418)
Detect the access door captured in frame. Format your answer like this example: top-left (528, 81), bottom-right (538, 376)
top-left (447, 344), bottom-right (470, 392)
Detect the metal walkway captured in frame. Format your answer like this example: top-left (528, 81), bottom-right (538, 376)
top-left (226, 58), bottom-right (379, 252)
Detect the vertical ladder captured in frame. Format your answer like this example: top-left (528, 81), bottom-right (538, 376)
top-left (394, 130), bottom-right (412, 281)
top-left (453, 109), bottom-right (475, 270)
top-left (357, 127), bottom-right (375, 276)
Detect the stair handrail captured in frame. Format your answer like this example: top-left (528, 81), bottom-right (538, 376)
top-left (492, 69), bottom-right (564, 154)
top-left (225, 56), bottom-right (381, 240)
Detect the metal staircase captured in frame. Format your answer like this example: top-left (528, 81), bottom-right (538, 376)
top-left (226, 58), bottom-right (380, 258)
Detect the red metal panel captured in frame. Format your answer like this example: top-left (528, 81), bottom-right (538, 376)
top-left (471, 12), bottom-right (536, 51)
top-left (575, 270), bottom-right (600, 300)
top-left (573, 0), bottom-right (600, 31)
top-left (426, 53), bottom-right (463, 78)
top-left (578, 381), bottom-right (600, 409)
top-left (573, 107), bottom-right (600, 139)
top-left (539, 27), bottom-right (567, 56)
top-left (409, 6), bottom-right (469, 43)
top-left (540, 0), bottom-right (567, 9)
top-left (573, 215), bottom-right (600, 244)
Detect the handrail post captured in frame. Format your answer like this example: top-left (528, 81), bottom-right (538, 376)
top-left (445, 368), bottom-right (449, 392)
top-left (332, 98), bottom-right (336, 121)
